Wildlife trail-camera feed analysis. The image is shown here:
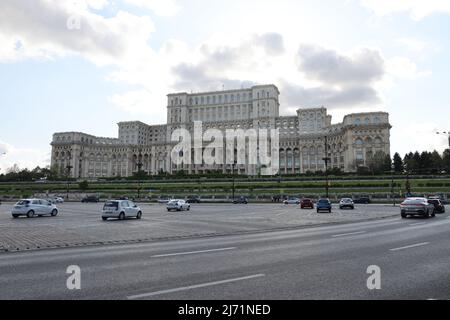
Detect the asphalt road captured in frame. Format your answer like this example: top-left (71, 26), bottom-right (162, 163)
top-left (0, 207), bottom-right (449, 300)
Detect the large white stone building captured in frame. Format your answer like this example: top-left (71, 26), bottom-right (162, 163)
top-left (50, 84), bottom-right (391, 178)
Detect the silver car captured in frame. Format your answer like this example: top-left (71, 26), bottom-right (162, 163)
top-left (283, 197), bottom-right (300, 205)
top-left (102, 200), bottom-right (142, 221)
top-left (400, 197), bottom-right (435, 218)
top-left (167, 199), bottom-right (190, 212)
top-left (12, 199), bottom-right (59, 218)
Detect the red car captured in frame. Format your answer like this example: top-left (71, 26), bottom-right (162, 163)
top-left (300, 198), bottom-right (314, 209)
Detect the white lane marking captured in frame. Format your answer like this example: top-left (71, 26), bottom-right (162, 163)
top-left (331, 231), bottom-right (366, 238)
top-left (127, 274), bottom-right (265, 299)
top-left (389, 242), bottom-right (430, 252)
top-left (151, 247), bottom-right (236, 258)
top-left (409, 222), bottom-right (426, 226)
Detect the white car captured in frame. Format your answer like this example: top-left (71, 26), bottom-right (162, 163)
top-left (167, 199), bottom-right (190, 212)
top-left (283, 197), bottom-right (300, 205)
top-left (102, 200), bottom-right (142, 221)
top-left (12, 199), bottom-right (59, 218)
top-left (53, 197), bottom-right (64, 204)
top-left (339, 198), bottom-right (355, 209)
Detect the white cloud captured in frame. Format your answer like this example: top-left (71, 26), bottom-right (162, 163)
top-left (0, 0), bottom-right (155, 65)
top-left (360, 0), bottom-right (450, 20)
top-left (124, 0), bottom-right (181, 16)
top-left (0, 141), bottom-right (49, 172)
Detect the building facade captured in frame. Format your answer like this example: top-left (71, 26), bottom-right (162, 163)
top-left (50, 84), bottom-right (391, 178)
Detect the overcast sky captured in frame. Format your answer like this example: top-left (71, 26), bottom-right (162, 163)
top-left (1, 0), bottom-right (450, 171)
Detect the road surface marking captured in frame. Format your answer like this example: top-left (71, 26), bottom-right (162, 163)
top-left (331, 231), bottom-right (366, 238)
top-left (389, 242), bottom-right (430, 252)
top-left (151, 247), bottom-right (236, 258)
top-left (127, 274), bottom-right (265, 299)
top-left (409, 222), bottom-right (426, 226)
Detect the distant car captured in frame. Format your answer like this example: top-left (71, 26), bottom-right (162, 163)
top-left (354, 197), bottom-right (370, 204)
top-left (158, 197), bottom-right (171, 204)
top-left (233, 196), bottom-right (248, 204)
top-left (12, 199), bottom-right (59, 218)
top-left (316, 199), bottom-right (332, 213)
top-left (186, 196), bottom-right (201, 204)
top-left (300, 198), bottom-right (314, 209)
top-left (427, 198), bottom-right (446, 214)
top-left (81, 196), bottom-right (99, 203)
top-left (53, 197), bottom-right (64, 204)
top-left (167, 199), bottom-right (190, 211)
top-left (283, 197), bottom-right (300, 205)
top-left (339, 198), bottom-right (355, 210)
top-left (400, 198), bottom-right (435, 219)
top-left (102, 200), bottom-right (142, 221)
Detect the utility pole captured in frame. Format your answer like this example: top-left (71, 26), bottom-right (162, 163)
top-left (322, 135), bottom-right (331, 198)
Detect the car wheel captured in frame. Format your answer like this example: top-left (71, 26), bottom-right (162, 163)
top-left (51, 209), bottom-right (58, 217)
top-left (401, 213), bottom-right (407, 219)
top-left (136, 211), bottom-right (142, 219)
top-left (102, 217), bottom-right (108, 221)
top-left (12, 215), bottom-right (19, 219)
top-left (424, 210), bottom-right (430, 219)
top-left (329, 209), bottom-right (332, 213)
top-left (317, 210), bottom-right (319, 213)
top-left (27, 210), bottom-right (35, 218)
top-left (187, 206), bottom-right (190, 211)
top-left (119, 212), bottom-right (125, 220)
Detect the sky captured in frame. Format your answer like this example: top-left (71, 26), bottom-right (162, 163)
top-left (1, 0), bottom-right (450, 171)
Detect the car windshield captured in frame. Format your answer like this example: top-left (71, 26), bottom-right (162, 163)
top-left (318, 200), bottom-right (329, 203)
top-left (404, 200), bottom-right (424, 205)
top-left (168, 200), bottom-right (178, 204)
top-left (428, 200), bottom-right (439, 204)
top-left (16, 200), bottom-right (30, 205)
top-left (103, 201), bottom-right (118, 209)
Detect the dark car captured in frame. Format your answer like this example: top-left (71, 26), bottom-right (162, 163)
top-left (300, 198), bottom-right (314, 209)
top-left (354, 197), bottom-right (370, 204)
top-left (427, 199), bottom-right (446, 214)
top-left (81, 196), bottom-right (100, 203)
top-left (316, 198), bottom-right (332, 213)
top-left (400, 198), bottom-right (435, 218)
top-left (233, 196), bottom-right (248, 204)
top-left (186, 196), bottom-right (201, 204)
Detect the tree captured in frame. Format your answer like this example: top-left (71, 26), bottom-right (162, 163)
top-left (367, 151), bottom-right (391, 175)
top-left (393, 153), bottom-right (403, 173)
top-left (78, 180), bottom-right (89, 191)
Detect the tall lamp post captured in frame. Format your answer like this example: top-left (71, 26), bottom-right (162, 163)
top-left (66, 163), bottom-right (73, 200)
top-left (322, 136), bottom-right (331, 198)
top-left (436, 131), bottom-right (450, 149)
top-left (391, 162), bottom-right (396, 206)
top-left (136, 149), bottom-right (143, 200)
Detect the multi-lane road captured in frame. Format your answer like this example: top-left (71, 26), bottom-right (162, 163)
top-left (0, 206), bottom-right (449, 300)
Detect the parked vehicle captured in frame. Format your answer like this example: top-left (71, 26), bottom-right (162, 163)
top-left (12, 199), bottom-right (59, 218)
top-left (300, 198), bottom-right (314, 209)
top-left (233, 196), bottom-right (248, 204)
top-left (339, 198), bottom-right (355, 210)
top-left (167, 199), bottom-right (190, 211)
top-left (81, 196), bottom-right (99, 203)
top-left (316, 198), bottom-right (332, 213)
top-left (427, 198), bottom-right (446, 214)
top-left (186, 196), bottom-right (201, 203)
top-left (283, 197), bottom-right (300, 205)
top-left (102, 200), bottom-right (142, 221)
top-left (353, 197), bottom-right (370, 204)
top-left (400, 198), bottom-right (435, 218)
top-left (52, 197), bottom-right (64, 204)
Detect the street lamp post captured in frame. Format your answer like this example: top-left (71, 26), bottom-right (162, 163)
top-left (136, 150), bottom-right (143, 200)
top-left (322, 136), bottom-right (331, 198)
top-left (66, 164), bottom-right (73, 200)
top-left (391, 162), bottom-right (396, 206)
top-left (231, 163), bottom-right (235, 201)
